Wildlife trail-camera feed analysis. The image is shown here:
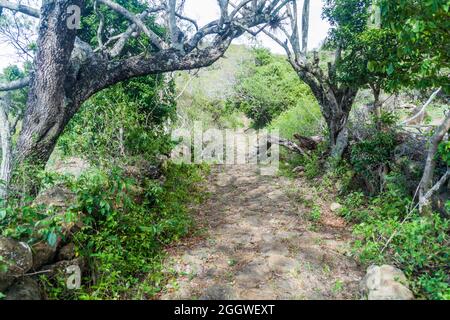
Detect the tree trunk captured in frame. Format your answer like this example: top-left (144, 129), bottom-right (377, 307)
top-left (419, 112), bottom-right (450, 214)
top-left (14, 0), bottom-right (81, 169)
top-left (328, 114), bottom-right (350, 160)
top-left (0, 98), bottom-right (12, 200)
top-left (372, 85), bottom-right (382, 129)
top-left (308, 81), bottom-right (356, 161)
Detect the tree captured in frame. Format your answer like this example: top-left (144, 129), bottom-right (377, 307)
top-left (0, 0), bottom-right (286, 195)
top-left (228, 48), bottom-right (314, 128)
top-left (379, 0), bottom-right (449, 92)
top-left (0, 65), bottom-right (29, 198)
top-left (263, 0), bottom-right (373, 161)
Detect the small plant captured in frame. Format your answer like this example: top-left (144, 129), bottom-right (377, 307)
top-left (304, 153), bottom-right (322, 180)
top-left (332, 279), bottom-right (344, 294)
top-left (309, 205), bottom-right (322, 222)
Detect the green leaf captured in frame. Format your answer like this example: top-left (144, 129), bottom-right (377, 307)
top-left (47, 232), bottom-right (57, 247)
top-left (0, 209), bottom-right (6, 220)
top-left (386, 63), bottom-right (394, 75)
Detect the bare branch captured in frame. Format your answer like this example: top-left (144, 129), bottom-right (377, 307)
top-left (0, 76), bottom-right (30, 91)
top-left (419, 111), bottom-right (450, 213)
top-left (167, 0), bottom-right (182, 49)
top-left (107, 11), bottom-right (151, 57)
top-left (268, 135), bottom-right (308, 157)
top-left (401, 88), bottom-right (442, 125)
top-left (0, 0), bottom-right (39, 18)
top-left (94, 0), bottom-right (105, 49)
top-left (301, 0), bottom-right (310, 53)
top-left (175, 12), bottom-right (199, 31)
top-left (98, 0), bottom-right (167, 50)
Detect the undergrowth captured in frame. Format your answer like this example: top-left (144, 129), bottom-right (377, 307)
top-left (39, 162), bottom-right (209, 300)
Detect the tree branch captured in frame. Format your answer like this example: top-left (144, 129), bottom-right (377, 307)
top-left (0, 0), bottom-right (40, 18)
top-left (419, 111), bottom-right (450, 213)
top-left (401, 87), bottom-right (442, 125)
top-left (0, 77), bottom-right (30, 91)
top-left (98, 0), bottom-right (167, 50)
top-left (268, 135), bottom-right (308, 157)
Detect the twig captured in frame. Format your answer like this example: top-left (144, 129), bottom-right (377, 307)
top-left (381, 169), bottom-right (449, 254)
top-left (400, 88), bottom-right (442, 125)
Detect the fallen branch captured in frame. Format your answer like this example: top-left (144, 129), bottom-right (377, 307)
top-left (293, 134), bottom-right (323, 151)
top-left (268, 135), bottom-right (308, 157)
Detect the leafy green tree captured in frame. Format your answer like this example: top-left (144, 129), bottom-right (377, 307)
top-left (58, 74), bottom-right (176, 163)
top-left (379, 0), bottom-right (450, 92)
top-left (327, 0), bottom-right (449, 96)
top-left (228, 48), bottom-right (315, 128)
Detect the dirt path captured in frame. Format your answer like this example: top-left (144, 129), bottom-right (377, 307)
top-left (160, 164), bottom-right (363, 300)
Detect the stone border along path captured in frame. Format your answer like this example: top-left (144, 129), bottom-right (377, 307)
top-left (159, 164), bottom-right (364, 300)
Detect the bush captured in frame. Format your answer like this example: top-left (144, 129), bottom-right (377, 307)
top-left (350, 114), bottom-right (399, 194)
top-left (41, 163), bottom-right (208, 300)
top-left (268, 99), bottom-right (323, 139)
top-left (228, 48), bottom-right (317, 128)
top-left (57, 74), bottom-right (176, 164)
top-left (340, 178), bottom-right (450, 300)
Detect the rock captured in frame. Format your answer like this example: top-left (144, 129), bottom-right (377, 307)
top-left (293, 166), bottom-right (305, 173)
top-left (5, 277), bottom-right (42, 300)
top-left (32, 242), bottom-right (58, 270)
top-left (0, 238), bottom-right (33, 291)
top-left (123, 159), bottom-right (162, 180)
top-left (367, 282), bottom-right (414, 300)
top-left (200, 284), bottom-right (235, 300)
top-left (34, 185), bottom-right (76, 209)
top-left (57, 243), bottom-right (76, 261)
top-left (330, 203), bottom-right (342, 212)
top-left (48, 157), bottom-right (90, 178)
top-left (40, 258), bottom-right (86, 278)
top-left (31, 184), bottom-right (83, 271)
top-left (361, 265), bottom-right (414, 300)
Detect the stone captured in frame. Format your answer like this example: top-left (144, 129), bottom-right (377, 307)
top-left (361, 265), bottom-right (414, 300)
top-left (48, 157), bottom-right (90, 178)
top-left (57, 243), bottom-right (76, 261)
top-left (40, 258), bottom-right (86, 278)
top-left (293, 166), bottom-right (305, 173)
top-left (200, 284), bottom-right (235, 300)
top-left (34, 185), bottom-right (76, 209)
top-left (32, 242), bottom-right (58, 270)
top-left (0, 237), bottom-right (33, 292)
top-left (367, 282), bottom-right (414, 300)
top-left (5, 277), bottom-right (42, 300)
top-left (330, 203), bottom-right (342, 212)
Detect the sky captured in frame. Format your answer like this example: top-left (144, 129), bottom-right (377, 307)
top-left (0, 0), bottom-right (331, 70)
top-left (184, 0), bottom-right (331, 53)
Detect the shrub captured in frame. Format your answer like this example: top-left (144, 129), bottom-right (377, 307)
top-left (40, 163), bottom-right (209, 300)
top-left (340, 177), bottom-right (450, 300)
top-left (228, 48), bottom-right (317, 128)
